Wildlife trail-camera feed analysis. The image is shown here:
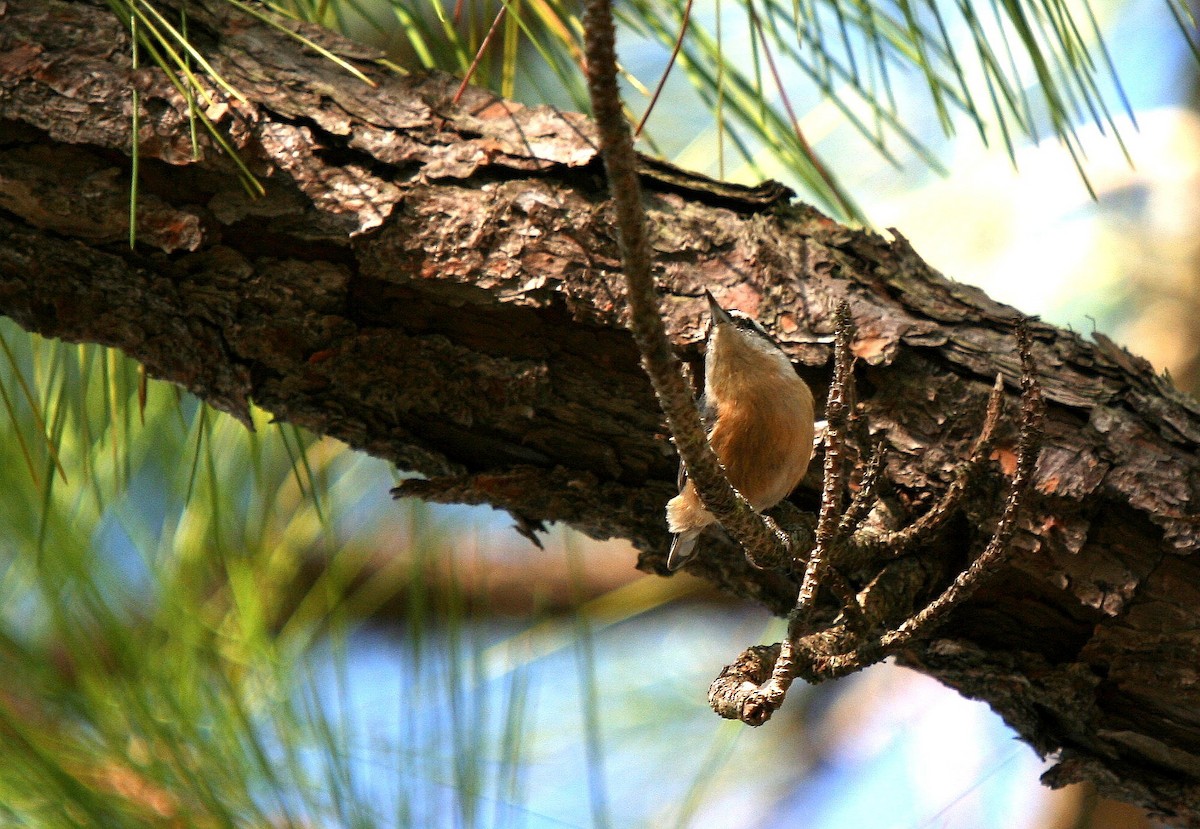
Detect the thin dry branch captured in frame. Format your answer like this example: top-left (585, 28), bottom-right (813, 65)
top-left (715, 317), bottom-right (1044, 725)
top-left (582, 0), bottom-right (794, 566)
top-left (847, 372), bottom-right (1008, 563)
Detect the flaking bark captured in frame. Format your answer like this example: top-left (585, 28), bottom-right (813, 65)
top-left (2, 0), bottom-right (1200, 823)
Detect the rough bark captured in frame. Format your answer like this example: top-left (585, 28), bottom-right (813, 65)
top-left (2, 0), bottom-right (1199, 823)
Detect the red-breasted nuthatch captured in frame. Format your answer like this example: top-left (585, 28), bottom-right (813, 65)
top-left (666, 291), bottom-right (816, 570)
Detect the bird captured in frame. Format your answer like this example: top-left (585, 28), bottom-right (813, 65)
top-left (665, 291), bottom-right (816, 570)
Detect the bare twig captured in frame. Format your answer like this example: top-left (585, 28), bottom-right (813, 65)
top-left (582, 0), bottom-right (791, 567)
top-left (714, 317), bottom-right (1043, 725)
top-left (795, 302), bottom-right (856, 615)
top-left (452, 6), bottom-right (508, 105)
top-left (847, 373), bottom-right (1007, 563)
top-left (634, 0), bottom-right (693, 138)
top-left (838, 440), bottom-right (887, 534)
top-left (806, 332), bottom-right (1044, 681)
top-left (739, 302), bottom-right (857, 724)
top-left (584, 0), bottom-right (1044, 731)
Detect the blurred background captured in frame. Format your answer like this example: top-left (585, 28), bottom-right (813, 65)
top-left (1, 0), bottom-right (1194, 825)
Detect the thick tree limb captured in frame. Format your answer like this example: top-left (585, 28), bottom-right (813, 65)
top-left (3, 0), bottom-right (1200, 823)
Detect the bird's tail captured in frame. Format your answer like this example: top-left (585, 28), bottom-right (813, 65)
top-left (667, 530), bottom-right (701, 570)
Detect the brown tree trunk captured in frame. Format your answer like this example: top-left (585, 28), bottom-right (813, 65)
top-left (2, 0), bottom-right (1199, 823)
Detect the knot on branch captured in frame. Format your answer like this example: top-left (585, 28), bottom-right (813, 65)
top-left (708, 643), bottom-right (781, 725)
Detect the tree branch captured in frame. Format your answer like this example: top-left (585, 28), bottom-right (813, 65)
top-left (2, 1), bottom-right (1200, 823)
top-left (581, 0), bottom-right (792, 566)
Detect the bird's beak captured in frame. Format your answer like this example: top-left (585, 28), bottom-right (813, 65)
top-left (705, 290), bottom-right (734, 326)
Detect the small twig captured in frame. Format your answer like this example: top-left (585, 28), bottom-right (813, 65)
top-left (715, 319), bottom-right (1043, 725)
top-left (452, 5), bottom-right (508, 105)
top-left (755, 502), bottom-right (817, 570)
top-left (634, 0), bottom-right (693, 138)
top-left (745, 0), bottom-right (856, 218)
top-left (814, 304), bottom-right (855, 547)
top-left (740, 621), bottom-right (800, 725)
top-left (848, 373), bottom-right (1006, 563)
top-left (794, 302), bottom-right (855, 614)
top-left (807, 343), bottom-right (1043, 681)
top-left (582, 0), bottom-right (791, 566)
top-left (838, 440), bottom-right (887, 534)
top-left (811, 325), bottom-right (1042, 681)
top-left (739, 302), bottom-right (857, 725)
top-left (821, 565), bottom-right (868, 631)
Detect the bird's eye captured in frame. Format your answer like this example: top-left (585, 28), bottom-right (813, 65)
top-left (735, 317), bottom-right (767, 337)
